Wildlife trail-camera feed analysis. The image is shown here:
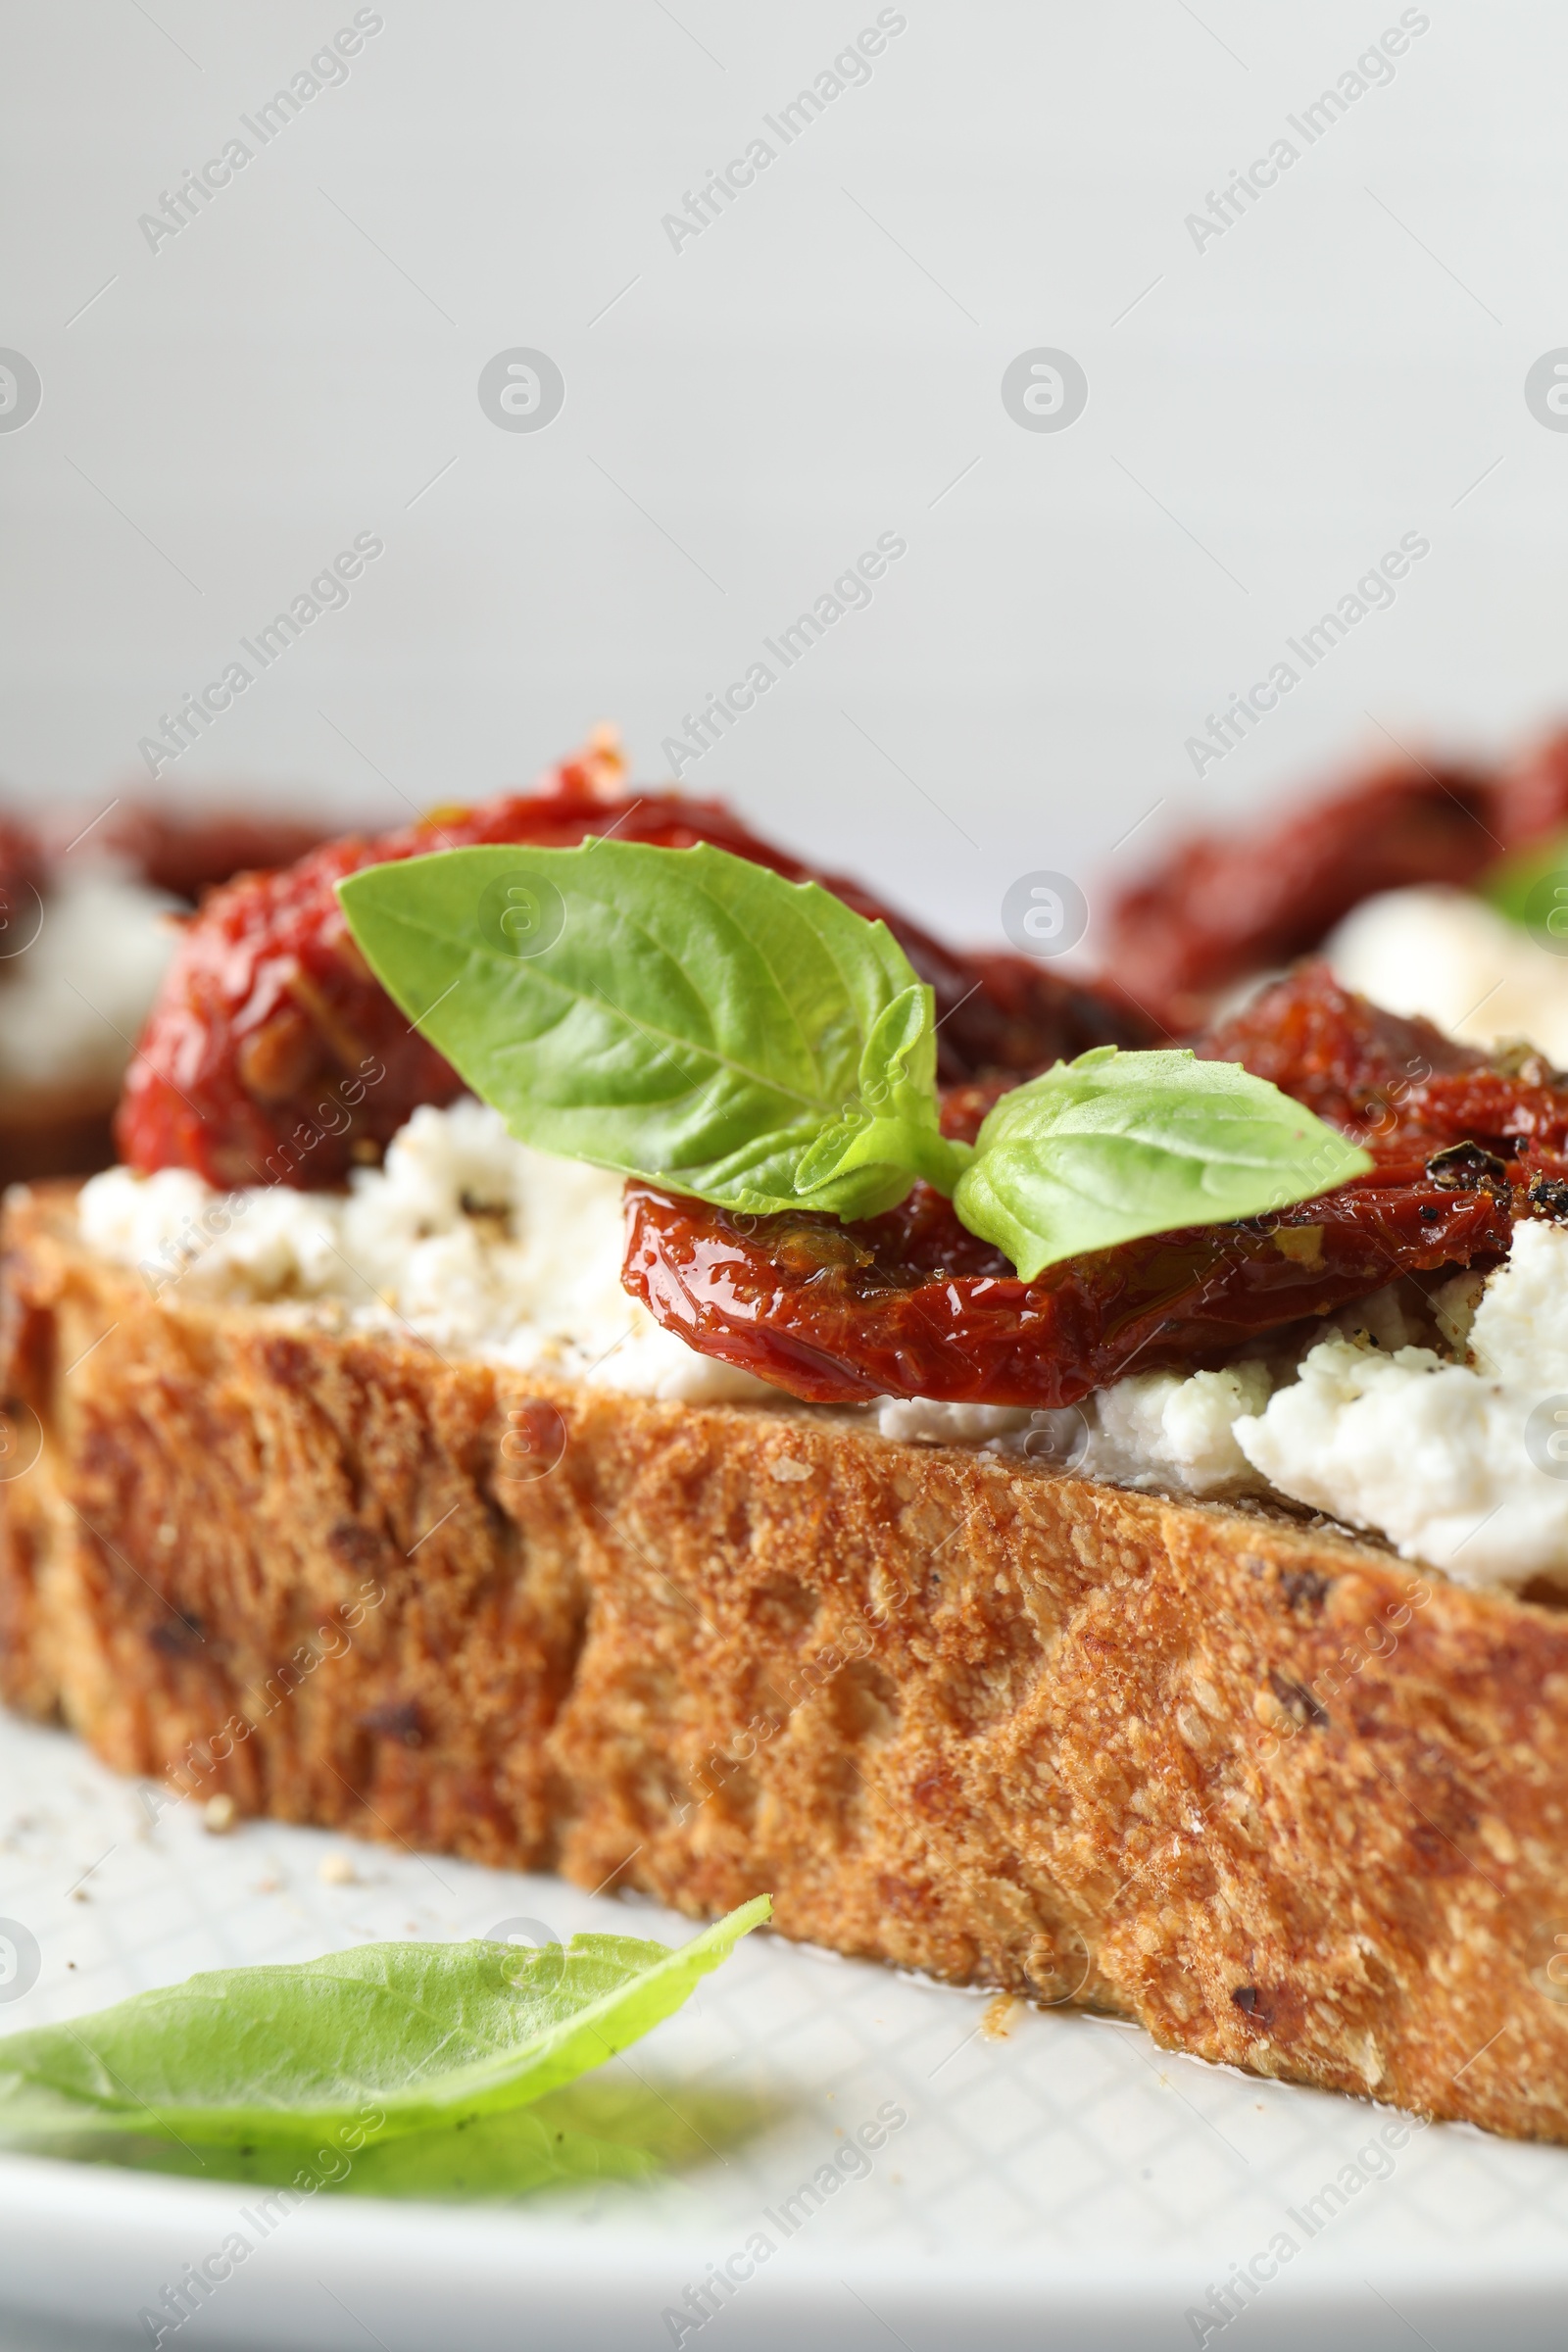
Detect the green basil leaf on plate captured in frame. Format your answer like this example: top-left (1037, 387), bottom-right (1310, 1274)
top-left (953, 1047), bottom-right (1373, 1281)
top-left (0, 1896), bottom-right (769, 2148)
top-left (339, 843), bottom-right (965, 1216)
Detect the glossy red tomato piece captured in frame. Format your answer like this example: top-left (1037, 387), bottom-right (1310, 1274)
top-left (623, 1174), bottom-right (1516, 1408)
top-left (1200, 963), bottom-right (1568, 1150)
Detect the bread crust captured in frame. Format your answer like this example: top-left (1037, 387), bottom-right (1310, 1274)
top-left (5, 1182), bottom-right (1568, 2143)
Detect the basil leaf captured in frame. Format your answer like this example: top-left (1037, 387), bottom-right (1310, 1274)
top-left (0, 1896), bottom-right (768, 2148)
top-left (953, 1047), bottom-right (1374, 1280)
top-left (338, 843), bottom-right (965, 1216)
top-left (793, 984), bottom-right (972, 1200)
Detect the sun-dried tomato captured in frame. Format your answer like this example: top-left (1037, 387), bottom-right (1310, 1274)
top-left (1102, 760), bottom-right (1496, 1033)
top-left (117, 753), bottom-right (1148, 1189)
top-left (1492, 725), bottom-right (1568, 848)
top-left (1200, 963), bottom-right (1568, 1152)
top-left (84, 807), bottom-right (334, 906)
top-left (624, 1174), bottom-right (1513, 1408)
top-left (622, 963), bottom-right (1565, 1407)
top-left (1099, 727), bottom-right (1568, 1034)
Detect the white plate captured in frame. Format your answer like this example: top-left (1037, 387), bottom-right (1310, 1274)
top-left (2, 1704), bottom-right (1567, 2352)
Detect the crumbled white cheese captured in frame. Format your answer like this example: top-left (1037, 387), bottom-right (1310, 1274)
top-left (1328, 885), bottom-right (1568, 1062)
top-left (1076, 1362), bottom-right (1276, 1496)
top-left (877, 1368), bottom-right (1273, 1499)
top-left (875, 1398), bottom-right (1033, 1447)
top-left (0, 875), bottom-right (180, 1088)
top-left (78, 1098), bottom-right (774, 1404)
top-left (1237, 1218), bottom-right (1568, 1589)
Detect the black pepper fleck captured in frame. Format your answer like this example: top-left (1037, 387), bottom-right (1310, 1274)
top-left (1426, 1140), bottom-right (1510, 1190)
top-left (1529, 1173), bottom-right (1568, 1225)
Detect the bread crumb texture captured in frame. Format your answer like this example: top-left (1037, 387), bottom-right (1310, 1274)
top-left (5, 1183), bottom-right (1568, 2143)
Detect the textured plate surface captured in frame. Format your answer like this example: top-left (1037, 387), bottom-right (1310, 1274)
top-left (2, 1703), bottom-right (1568, 2351)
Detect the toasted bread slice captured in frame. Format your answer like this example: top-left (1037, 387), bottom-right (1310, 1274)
top-left (3, 1181), bottom-right (1567, 2144)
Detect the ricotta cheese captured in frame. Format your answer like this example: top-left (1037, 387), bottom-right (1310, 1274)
top-left (1327, 885), bottom-right (1568, 1062)
top-left (0, 874), bottom-right (181, 1089)
top-left (1078, 1361), bottom-right (1276, 1496)
top-left (876, 1366), bottom-right (1273, 1499)
top-left (77, 1098), bottom-right (775, 1404)
top-left (1237, 1219), bottom-right (1568, 1590)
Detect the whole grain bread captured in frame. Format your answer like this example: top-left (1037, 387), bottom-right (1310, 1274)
top-left (4, 1181), bottom-right (1568, 2144)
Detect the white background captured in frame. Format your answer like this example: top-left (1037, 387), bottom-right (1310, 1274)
top-left (1, 0), bottom-right (1562, 945)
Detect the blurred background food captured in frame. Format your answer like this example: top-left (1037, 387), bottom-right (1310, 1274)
top-left (0, 801), bottom-right (333, 1180)
top-left (1102, 724), bottom-right (1568, 1051)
